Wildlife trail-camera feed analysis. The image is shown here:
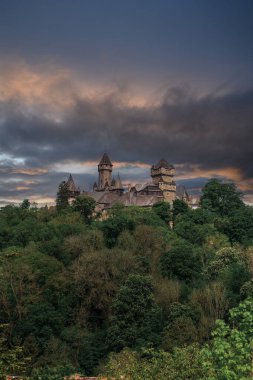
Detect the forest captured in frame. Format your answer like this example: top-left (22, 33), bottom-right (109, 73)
top-left (0, 178), bottom-right (253, 379)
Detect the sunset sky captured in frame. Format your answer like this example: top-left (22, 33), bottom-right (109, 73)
top-left (0, 0), bottom-right (253, 205)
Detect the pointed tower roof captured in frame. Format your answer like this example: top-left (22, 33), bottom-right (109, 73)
top-left (111, 176), bottom-right (116, 187)
top-left (115, 173), bottom-right (123, 189)
top-left (66, 174), bottom-right (79, 192)
top-left (99, 153), bottom-right (112, 166)
top-left (153, 158), bottom-right (174, 170)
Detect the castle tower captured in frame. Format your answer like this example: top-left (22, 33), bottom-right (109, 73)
top-left (111, 173), bottom-right (124, 195)
top-left (98, 153), bottom-right (113, 190)
top-left (115, 173), bottom-right (123, 190)
top-left (151, 159), bottom-right (176, 202)
top-left (66, 174), bottom-right (80, 201)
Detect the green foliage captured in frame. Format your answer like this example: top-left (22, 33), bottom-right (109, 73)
top-left (162, 316), bottom-right (198, 351)
top-left (20, 199), bottom-right (31, 210)
top-left (219, 262), bottom-right (251, 304)
top-left (56, 181), bottom-right (71, 211)
top-left (0, 324), bottom-right (30, 378)
top-left (107, 275), bottom-right (163, 350)
top-left (224, 206), bottom-right (253, 246)
top-left (152, 201), bottom-right (171, 223)
top-left (168, 302), bottom-right (200, 325)
top-left (172, 198), bottom-right (189, 220)
top-left (200, 178), bottom-right (244, 217)
top-left (101, 211), bottom-right (135, 248)
top-left (71, 195), bottom-right (96, 223)
top-left (160, 240), bottom-right (202, 283)
top-left (118, 205), bottom-right (167, 227)
top-left (204, 298), bottom-right (253, 380)
top-left (31, 365), bottom-right (76, 380)
top-left (103, 345), bottom-right (210, 380)
top-left (189, 282), bottom-right (229, 339)
top-left (173, 208), bottom-right (216, 246)
top-left (0, 187), bottom-right (252, 377)
top-left (207, 246), bottom-right (245, 278)
top-left (105, 300), bottom-right (253, 379)
top-left (204, 232), bottom-right (230, 251)
top-left (240, 279), bottom-right (253, 299)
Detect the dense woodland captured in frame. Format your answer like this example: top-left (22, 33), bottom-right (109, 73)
top-left (0, 178), bottom-right (253, 379)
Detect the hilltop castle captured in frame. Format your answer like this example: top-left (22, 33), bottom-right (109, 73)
top-left (62, 153), bottom-right (191, 211)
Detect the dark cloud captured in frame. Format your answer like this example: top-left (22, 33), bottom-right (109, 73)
top-left (0, 81), bottom-right (253, 203)
top-left (1, 86), bottom-right (253, 171)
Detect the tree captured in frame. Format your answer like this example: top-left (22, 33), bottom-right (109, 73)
top-left (219, 263), bottom-right (251, 305)
top-left (200, 178), bottom-right (244, 217)
top-left (204, 298), bottom-right (253, 380)
top-left (190, 282), bottom-right (229, 324)
top-left (56, 181), bottom-right (71, 211)
top-left (162, 316), bottom-right (198, 351)
top-left (160, 240), bottom-right (202, 283)
top-left (107, 275), bottom-right (163, 350)
top-left (63, 230), bottom-right (104, 260)
top-left (133, 225), bottom-right (166, 272)
top-left (0, 324), bottom-right (29, 378)
top-left (224, 206), bottom-right (253, 246)
top-left (71, 249), bottom-right (120, 327)
top-left (71, 196), bottom-right (96, 224)
top-left (174, 217), bottom-right (216, 245)
top-left (172, 199), bottom-right (189, 222)
top-left (152, 201), bottom-right (171, 224)
top-left (203, 232), bottom-right (230, 251)
top-left (31, 364), bottom-right (76, 380)
top-left (207, 246), bottom-right (244, 278)
top-left (20, 199), bottom-right (31, 210)
top-left (119, 205), bottom-right (166, 228)
top-left (103, 345), bottom-right (210, 380)
top-left (101, 212), bottom-right (135, 248)
top-left (153, 278), bottom-right (181, 316)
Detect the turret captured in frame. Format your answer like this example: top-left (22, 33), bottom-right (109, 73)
top-left (98, 153), bottom-right (113, 190)
top-left (111, 173), bottom-right (124, 195)
top-left (115, 173), bottom-right (123, 190)
top-left (66, 174), bottom-right (80, 200)
top-left (151, 159), bottom-right (176, 203)
top-left (111, 177), bottom-right (116, 187)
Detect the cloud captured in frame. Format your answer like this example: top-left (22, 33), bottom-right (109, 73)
top-left (0, 60), bottom-right (253, 204)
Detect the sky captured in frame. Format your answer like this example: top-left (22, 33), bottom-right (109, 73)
top-left (0, 0), bottom-right (253, 205)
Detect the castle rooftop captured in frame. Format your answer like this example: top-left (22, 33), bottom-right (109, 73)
top-left (99, 153), bottom-right (112, 166)
top-left (152, 158), bottom-right (174, 170)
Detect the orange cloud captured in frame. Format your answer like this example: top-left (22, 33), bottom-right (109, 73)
top-left (0, 59), bottom-right (154, 120)
top-left (15, 186), bottom-right (31, 191)
top-left (175, 164), bottom-right (242, 182)
top-left (28, 195), bottom-right (55, 206)
top-left (11, 168), bottom-right (48, 176)
top-left (174, 163), bottom-right (253, 203)
top-left (0, 61), bottom-right (72, 109)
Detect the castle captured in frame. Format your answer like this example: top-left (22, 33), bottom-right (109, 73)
top-left (62, 153), bottom-right (191, 211)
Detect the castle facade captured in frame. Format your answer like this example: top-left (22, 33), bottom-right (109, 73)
top-left (63, 153), bottom-right (191, 211)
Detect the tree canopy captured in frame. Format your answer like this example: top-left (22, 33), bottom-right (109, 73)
top-left (0, 179), bottom-right (252, 378)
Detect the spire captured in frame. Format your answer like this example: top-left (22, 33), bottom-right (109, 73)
top-left (99, 153), bottom-right (112, 166)
top-left (115, 173), bottom-right (123, 189)
top-left (66, 174), bottom-right (79, 192)
top-left (111, 176), bottom-right (116, 187)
